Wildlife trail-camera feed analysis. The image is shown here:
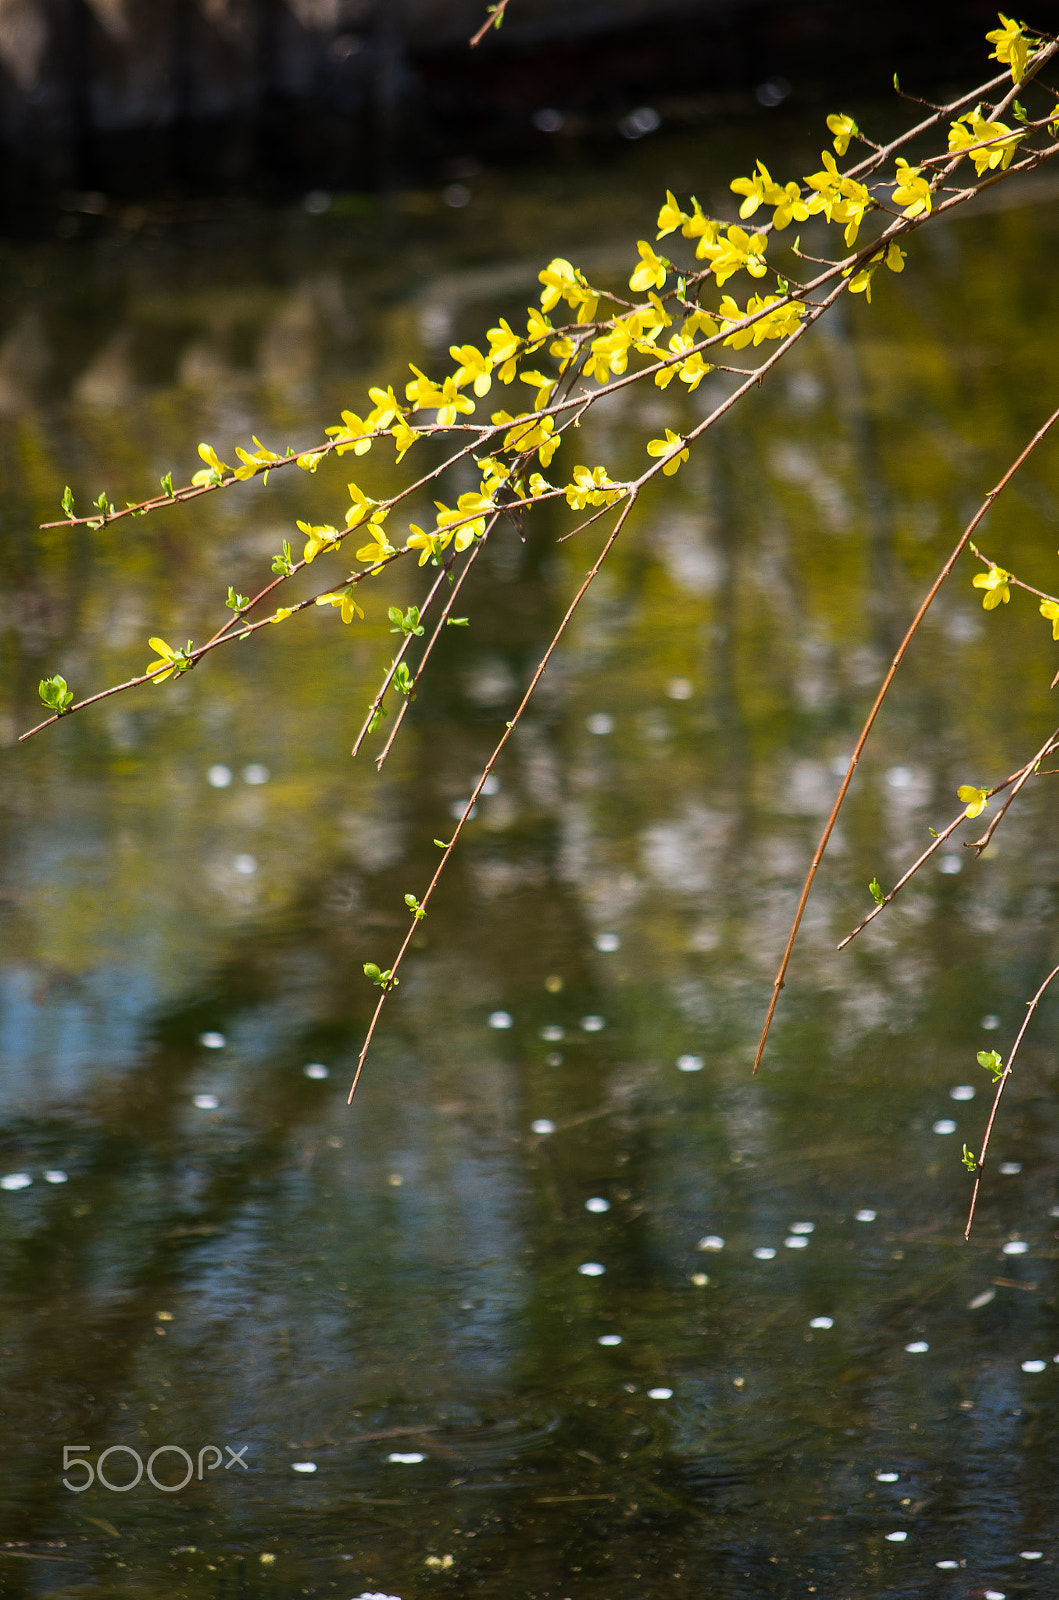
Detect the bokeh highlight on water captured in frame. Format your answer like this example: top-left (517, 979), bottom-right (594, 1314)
top-left (2, 116), bottom-right (1059, 1597)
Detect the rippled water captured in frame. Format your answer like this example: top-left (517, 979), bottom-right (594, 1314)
top-left (2, 115), bottom-right (1059, 1598)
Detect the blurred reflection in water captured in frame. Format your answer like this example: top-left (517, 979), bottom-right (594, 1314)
top-left (1, 122), bottom-right (1059, 1598)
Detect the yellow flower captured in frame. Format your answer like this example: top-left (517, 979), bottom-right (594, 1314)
top-left (885, 240), bottom-right (906, 272)
top-left (1040, 597), bottom-right (1059, 639)
top-left (449, 344), bottom-right (493, 397)
top-left (146, 636), bottom-right (183, 683)
top-left (986, 13), bottom-right (1031, 82)
top-left (647, 429), bottom-right (689, 476)
top-left (487, 317), bottom-right (521, 381)
top-left (770, 181), bottom-right (810, 230)
top-left (948, 108), bottom-right (1022, 175)
top-left (345, 482), bottom-right (376, 529)
top-left (682, 205), bottom-right (721, 259)
top-left (656, 189), bottom-right (689, 237)
top-left (526, 306), bottom-right (553, 343)
top-left (539, 257), bottom-right (578, 312)
top-left (325, 410), bottom-right (374, 455)
top-left (729, 163), bottom-right (773, 219)
top-left (391, 418), bottom-right (422, 462)
top-left (233, 436), bottom-right (282, 482)
top-left (891, 158), bottom-right (932, 218)
top-left (519, 370), bottom-right (556, 410)
top-left (678, 352), bottom-right (713, 389)
top-left (296, 450), bottom-right (324, 472)
top-left (972, 565), bottom-right (1012, 609)
top-left (957, 784), bottom-right (989, 819)
top-left (297, 520), bottom-right (341, 563)
top-left (565, 465), bottom-right (621, 509)
top-left (404, 365), bottom-right (444, 411)
top-left (804, 151), bottom-right (873, 245)
top-left (629, 241), bottom-right (667, 293)
top-left (191, 442), bottom-right (231, 487)
top-left (435, 492), bottom-right (494, 550)
top-left (270, 607), bottom-right (294, 624)
top-left (435, 377), bottom-right (476, 428)
top-left (315, 588), bottom-right (363, 624)
top-left (366, 386), bottom-right (402, 428)
top-left (826, 112), bottom-right (859, 155)
top-left (703, 225), bottom-right (768, 286)
top-left (356, 522), bottom-right (396, 565)
top-left (407, 525), bottom-right (442, 566)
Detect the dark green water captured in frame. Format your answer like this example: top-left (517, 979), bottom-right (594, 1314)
top-left (2, 115), bottom-right (1059, 1599)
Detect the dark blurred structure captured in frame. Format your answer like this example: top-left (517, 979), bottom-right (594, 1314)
top-left (1, 0), bottom-right (1057, 217)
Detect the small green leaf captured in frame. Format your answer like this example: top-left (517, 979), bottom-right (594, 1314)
top-left (434, 838), bottom-right (451, 849)
top-left (868, 876), bottom-right (885, 907)
top-left (1013, 99), bottom-right (1030, 125)
top-left (446, 616), bottom-right (470, 627)
top-left (38, 674), bottom-right (74, 713)
top-left (160, 471), bottom-right (174, 498)
top-left (893, 72), bottom-right (901, 91)
top-left (928, 826), bottom-right (939, 837)
top-left (226, 585), bottom-right (249, 613)
top-left (271, 539), bottom-right (294, 576)
top-left (977, 1048), bottom-right (1004, 1081)
top-left (61, 486), bottom-right (75, 517)
top-left (961, 1143), bottom-right (977, 1172)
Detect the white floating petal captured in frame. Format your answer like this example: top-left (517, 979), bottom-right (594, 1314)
top-left (199, 1031), bottom-right (225, 1049)
top-left (904, 1341), bottom-right (929, 1353)
top-left (950, 1085), bottom-right (975, 1101)
top-left (243, 764), bottom-right (269, 785)
top-left (595, 933), bottom-right (620, 952)
top-left (303, 1063), bottom-right (329, 1079)
top-left (647, 1387), bottom-right (673, 1399)
top-left (855, 1208), bottom-right (877, 1222)
top-left (676, 1054), bottom-right (703, 1073)
top-left (233, 854), bottom-right (257, 875)
top-left (809, 1317), bottom-right (834, 1329)
top-left (580, 1015), bottom-right (605, 1032)
top-left (387, 1452), bottom-right (425, 1464)
top-left (193, 1094), bottom-right (220, 1111)
top-left (44, 1170), bottom-right (68, 1183)
top-left (932, 1119), bottom-right (957, 1135)
top-left (936, 1559), bottom-right (958, 1569)
top-left (206, 764), bottom-right (232, 788)
top-left (531, 1119), bottom-right (555, 1135)
top-left (585, 1197), bottom-right (611, 1213)
top-left (291, 1461), bottom-right (317, 1473)
top-left (597, 1334), bottom-right (622, 1346)
top-left (784, 1236), bottom-right (808, 1250)
top-left (875, 1472), bottom-right (899, 1482)
top-left (984, 1591), bottom-right (1006, 1599)
top-left (1020, 1551), bottom-right (1043, 1560)
top-left (753, 1247), bottom-right (776, 1260)
top-left (789, 1221), bottom-right (815, 1234)
top-left (586, 713), bottom-right (614, 735)
top-left (697, 1235), bottom-right (725, 1251)
top-left (488, 1011), bottom-right (513, 1030)
top-left (1021, 1360), bottom-right (1047, 1372)
top-left (0, 1173), bottom-right (31, 1192)
top-left (578, 1262), bottom-right (606, 1277)
top-left (968, 1288), bottom-right (995, 1309)
top-left (884, 1530), bottom-right (907, 1542)
top-left (540, 1025), bottom-right (565, 1042)
top-left (666, 678), bottom-right (694, 700)
top-left (981, 1014), bottom-right (1000, 1030)
top-left (1002, 1240), bottom-right (1029, 1255)
top-left (999, 1162), bottom-right (1022, 1176)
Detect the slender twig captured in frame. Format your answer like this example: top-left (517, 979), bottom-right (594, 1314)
top-left (347, 492), bottom-right (640, 1103)
top-left (965, 960), bottom-right (1059, 1238)
top-left (968, 719), bottom-right (1059, 853)
top-left (373, 524), bottom-right (496, 769)
top-left (350, 563), bottom-right (454, 758)
top-left (837, 739), bottom-right (1059, 948)
top-left (470, 0), bottom-right (511, 47)
top-left (753, 403), bottom-right (1059, 1072)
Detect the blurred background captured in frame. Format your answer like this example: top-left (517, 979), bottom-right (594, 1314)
top-left (4, 3), bottom-right (1059, 1598)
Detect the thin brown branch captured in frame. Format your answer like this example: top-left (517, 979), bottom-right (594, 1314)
top-left (373, 523), bottom-right (496, 769)
top-left (965, 959), bottom-right (1059, 1238)
top-left (469, 0), bottom-right (511, 46)
top-left (968, 719), bottom-right (1059, 853)
top-left (753, 401), bottom-right (1059, 1073)
top-left (347, 491), bottom-right (640, 1103)
top-left (350, 562), bottom-right (453, 758)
